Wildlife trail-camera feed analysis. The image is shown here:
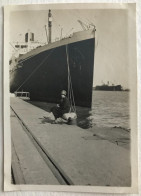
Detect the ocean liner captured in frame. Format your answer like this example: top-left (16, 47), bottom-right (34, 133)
top-left (10, 10), bottom-right (96, 107)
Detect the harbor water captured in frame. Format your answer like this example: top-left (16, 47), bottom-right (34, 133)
top-left (28, 91), bottom-right (130, 129)
top-left (78, 91), bottom-right (130, 129)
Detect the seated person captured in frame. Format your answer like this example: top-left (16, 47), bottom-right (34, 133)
top-left (51, 90), bottom-right (71, 123)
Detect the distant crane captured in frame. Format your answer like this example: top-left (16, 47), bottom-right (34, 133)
top-left (77, 20), bottom-right (89, 30)
top-left (78, 20), bottom-right (96, 32)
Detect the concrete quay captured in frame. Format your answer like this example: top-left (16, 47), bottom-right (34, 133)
top-left (11, 109), bottom-right (60, 185)
top-left (10, 97), bottom-right (131, 186)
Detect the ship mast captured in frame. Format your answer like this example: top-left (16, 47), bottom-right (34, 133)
top-left (48, 9), bottom-right (52, 43)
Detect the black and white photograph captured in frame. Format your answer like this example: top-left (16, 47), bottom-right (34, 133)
top-left (4, 3), bottom-right (138, 193)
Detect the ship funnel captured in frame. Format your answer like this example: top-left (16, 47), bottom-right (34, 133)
top-left (25, 32), bottom-right (34, 43)
top-left (48, 9), bottom-right (52, 43)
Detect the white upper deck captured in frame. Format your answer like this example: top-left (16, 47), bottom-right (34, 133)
top-left (18, 29), bottom-right (95, 62)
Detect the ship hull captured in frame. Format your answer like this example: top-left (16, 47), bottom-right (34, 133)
top-left (10, 34), bottom-right (95, 107)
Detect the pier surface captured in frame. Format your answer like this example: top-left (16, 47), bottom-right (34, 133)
top-left (10, 97), bottom-right (131, 186)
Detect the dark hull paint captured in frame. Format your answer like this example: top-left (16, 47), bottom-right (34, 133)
top-left (10, 38), bottom-right (95, 107)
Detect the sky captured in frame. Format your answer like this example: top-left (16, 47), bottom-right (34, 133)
top-left (9, 8), bottom-right (132, 88)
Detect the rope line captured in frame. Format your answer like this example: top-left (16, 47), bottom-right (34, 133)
top-left (68, 69), bottom-right (75, 113)
top-left (18, 46), bottom-right (48, 64)
top-left (16, 48), bottom-right (55, 92)
top-left (66, 45), bottom-right (74, 112)
top-left (65, 45), bottom-right (76, 113)
top-left (66, 45), bottom-right (72, 112)
top-left (18, 54), bottom-right (37, 64)
top-left (69, 75), bottom-right (76, 113)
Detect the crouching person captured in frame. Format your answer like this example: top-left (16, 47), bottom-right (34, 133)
top-left (51, 90), bottom-right (70, 123)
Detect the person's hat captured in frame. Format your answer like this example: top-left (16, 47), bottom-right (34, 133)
top-left (61, 90), bottom-right (67, 96)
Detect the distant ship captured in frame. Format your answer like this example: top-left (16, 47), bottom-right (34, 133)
top-left (10, 10), bottom-right (96, 107)
top-left (94, 84), bottom-right (123, 91)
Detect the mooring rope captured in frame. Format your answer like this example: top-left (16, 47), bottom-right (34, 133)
top-left (65, 45), bottom-right (76, 113)
top-left (69, 74), bottom-right (76, 113)
top-left (18, 54), bottom-right (37, 64)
